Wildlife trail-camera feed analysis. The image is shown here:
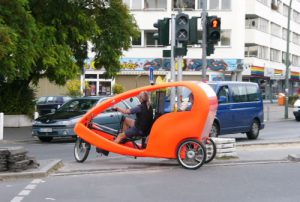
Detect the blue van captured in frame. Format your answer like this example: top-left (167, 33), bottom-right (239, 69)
top-left (208, 82), bottom-right (264, 139)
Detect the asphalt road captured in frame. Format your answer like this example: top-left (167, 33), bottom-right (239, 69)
top-left (2, 118), bottom-right (300, 162)
top-left (1, 162), bottom-right (300, 202)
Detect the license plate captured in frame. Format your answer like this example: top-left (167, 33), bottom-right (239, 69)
top-left (40, 128), bottom-right (52, 132)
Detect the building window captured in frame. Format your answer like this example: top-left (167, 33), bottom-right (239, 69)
top-left (173, 0), bottom-right (195, 10)
top-left (144, 30), bottom-right (156, 46)
top-left (209, 0), bottom-right (219, 9)
top-left (292, 55), bottom-right (300, 66)
top-left (282, 52), bottom-right (292, 64)
top-left (145, 0), bottom-right (167, 9)
top-left (257, 0), bottom-right (268, 6)
top-left (221, 0), bottom-right (231, 9)
top-left (246, 17), bottom-right (269, 33)
top-left (220, 30), bottom-right (231, 46)
top-left (283, 4), bottom-right (289, 17)
top-left (132, 0), bottom-right (142, 9)
top-left (132, 32), bottom-right (142, 46)
top-left (270, 48), bottom-right (281, 62)
top-left (292, 32), bottom-right (300, 45)
top-left (293, 10), bottom-right (300, 24)
top-left (271, 22), bottom-right (281, 38)
top-left (245, 45), bottom-right (268, 60)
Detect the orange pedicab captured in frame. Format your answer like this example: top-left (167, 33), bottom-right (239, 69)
top-left (74, 81), bottom-right (218, 169)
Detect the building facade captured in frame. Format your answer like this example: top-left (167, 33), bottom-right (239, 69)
top-left (37, 0), bottom-right (300, 99)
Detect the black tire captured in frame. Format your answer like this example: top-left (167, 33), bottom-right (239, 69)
top-left (246, 119), bottom-right (260, 140)
top-left (38, 137), bottom-right (53, 142)
top-left (74, 137), bottom-right (91, 163)
top-left (210, 121), bottom-right (219, 138)
top-left (176, 139), bottom-right (206, 170)
top-left (296, 116), bottom-right (300, 121)
top-left (204, 138), bottom-right (217, 164)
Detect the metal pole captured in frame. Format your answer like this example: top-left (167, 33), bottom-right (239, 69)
top-left (0, 112), bottom-right (3, 141)
top-left (170, 14), bottom-right (176, 111)
top-left (284, 0), bottom-right (292, 119)
top-left (201, 0), bottom-right (208, 82)
top-left (177, 43), bottom-right (183, 109)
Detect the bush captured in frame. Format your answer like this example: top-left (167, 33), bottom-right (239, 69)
top-left (66, 79), bottom-right (90, 97)
top-left (112, 83), bottom-right (125, 94)
top-left (288, 95), bottom-right (299, 105)
top-left (0, 82), bottom-right (36, 118)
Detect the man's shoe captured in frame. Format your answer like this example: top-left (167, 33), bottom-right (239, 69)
top-left (96, 147), bottom-right (109, 156)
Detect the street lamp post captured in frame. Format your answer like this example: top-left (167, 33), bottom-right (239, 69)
top-left (284, 0), bottom-right (293, 119)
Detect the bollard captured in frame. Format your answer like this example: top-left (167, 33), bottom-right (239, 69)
top-left (0, 113), bottom-right (3, 140)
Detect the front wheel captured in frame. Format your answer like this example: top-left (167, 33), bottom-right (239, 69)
top-left (204, 138), bottom-right (217, 164)
top-left (74, 137), bottom-right (91, 163)
top-left (176, 139), bottom-right (206, 170)
top-left (246, 119), bottom-right (260, 140)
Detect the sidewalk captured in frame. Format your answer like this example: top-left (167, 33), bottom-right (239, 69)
top-left (263, 102), bottom-right (294, 122)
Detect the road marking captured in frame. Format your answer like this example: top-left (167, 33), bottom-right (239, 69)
top-left (18, 190), bottom-right (31, 196)
top-left (11, 196), bottom-right (24, 202)
top-left (10, 178), bottom-right (44, 202)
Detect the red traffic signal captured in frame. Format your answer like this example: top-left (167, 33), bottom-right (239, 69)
top-left (206, 16), bottom-right (221, 44)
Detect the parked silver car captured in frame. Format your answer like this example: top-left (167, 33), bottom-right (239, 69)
top-left (32, 96), bottom-right (139, 142)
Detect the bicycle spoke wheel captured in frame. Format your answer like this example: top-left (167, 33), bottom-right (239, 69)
top-left (74, 137), bottom-right (91, 163)
top-left (176, 139), bottom-right (206, 170)
top-left (204, 138), bottom-right (217, 163)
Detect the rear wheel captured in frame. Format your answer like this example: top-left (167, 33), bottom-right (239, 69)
top-left (176, 139), bottom-right (206, 170)
top-left (204, 138), bottom-right (217, 163)
top-left (296, 116), bottom-right (300, 121)
top-left (74, 137), bottom-right (91, 163)
top-left (210, 121), bottom-right (219, 138)
top-left (246, 119), bottom-right (260, 140)
top-left (38, 137), bottom-right (53, 142)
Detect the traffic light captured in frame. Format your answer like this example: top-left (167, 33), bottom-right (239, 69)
top-left (206, 43), bottom-right (215, 56)
top-left (176, 13), bottom-right (189, 42)
top-left (206, 16), bottom-right (221, 44)
top-left (189, 17), bottom-right (199, 45)
top-left (153, 18), bottom-right (170, 46)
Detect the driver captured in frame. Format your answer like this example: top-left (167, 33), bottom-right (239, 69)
top-left (113, 91), bottom-right (153, 144)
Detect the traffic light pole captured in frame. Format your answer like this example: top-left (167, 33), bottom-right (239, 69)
top-left (170, 14), bottom-right (176, 111)
top-left (201, 0), bottom-right (208, 82)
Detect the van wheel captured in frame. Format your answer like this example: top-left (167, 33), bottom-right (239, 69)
top-left (246, 119), bottom-right (260, 140)
top-left (38, 137), bottom-right (53, 142)
top-left (210, 122), bottom-right (219, 138)
top-left (296, 116), bottom-right (300, 121)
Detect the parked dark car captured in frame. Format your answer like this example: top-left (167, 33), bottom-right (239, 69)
top-left (36, 96), bottom-right (72, 116)
top-left (32, 96), bottom-right (139, 142)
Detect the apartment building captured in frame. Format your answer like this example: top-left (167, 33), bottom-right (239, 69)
top-left (39, 0), bottom-right (300, 99)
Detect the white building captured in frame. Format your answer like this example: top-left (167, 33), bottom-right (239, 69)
top-left (83, 0), bottom-right (300, 99)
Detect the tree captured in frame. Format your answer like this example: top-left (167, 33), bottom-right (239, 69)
top-left (0, 0), bottom-right (138, 114)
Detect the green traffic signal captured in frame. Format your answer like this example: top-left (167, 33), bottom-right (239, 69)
top-left (153, 18), bottom-right (170, 46)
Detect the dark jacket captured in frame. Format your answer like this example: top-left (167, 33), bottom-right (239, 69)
top-left (135, 102), bottom-right (153, 135)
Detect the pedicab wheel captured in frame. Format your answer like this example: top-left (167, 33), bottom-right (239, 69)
top-left (74, 137), bottom-right (91, 163)
top-left (176, 139), bottom-right (206, 170)
top-left (204, 138), bottom-right (217, 164)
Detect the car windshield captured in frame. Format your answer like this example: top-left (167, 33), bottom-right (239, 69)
top-left (57, 99), bottom-right (98, 112)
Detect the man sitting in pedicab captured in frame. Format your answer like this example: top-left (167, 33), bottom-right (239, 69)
top-left (113, 91), bottom-right (154, 144)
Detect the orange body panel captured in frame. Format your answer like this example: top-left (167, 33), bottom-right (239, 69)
top-left (74, 81), bottom-right (218, 159)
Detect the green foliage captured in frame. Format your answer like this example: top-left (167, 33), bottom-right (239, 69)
top-left (66, 79), bottom-right (90, 97)
top-left (0, 81), bottom-right (36, 117)
top-left (112, 83), bottom-right (125, 94)
top-left (0, 0), bottom-right (138, 114)
top-left (288, 95), bottom-right (299, 105)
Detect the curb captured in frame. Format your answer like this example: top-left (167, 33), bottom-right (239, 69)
top-left (0, 159), bottom-right (63, 181)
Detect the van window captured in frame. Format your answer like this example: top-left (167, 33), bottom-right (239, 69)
top-left (246, 85), bottom-right (259, 101)
top-left (232, 85), bottom-right (248, 102)
top-left (217, 86), bottom-right (230, 103)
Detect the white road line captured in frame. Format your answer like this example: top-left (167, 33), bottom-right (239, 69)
top-left (24, 184), bottom-right (37, 190)
top-left (10, 196), bottom-right (24, 202)
top-left (18, 190), bottom-right (31, 196)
